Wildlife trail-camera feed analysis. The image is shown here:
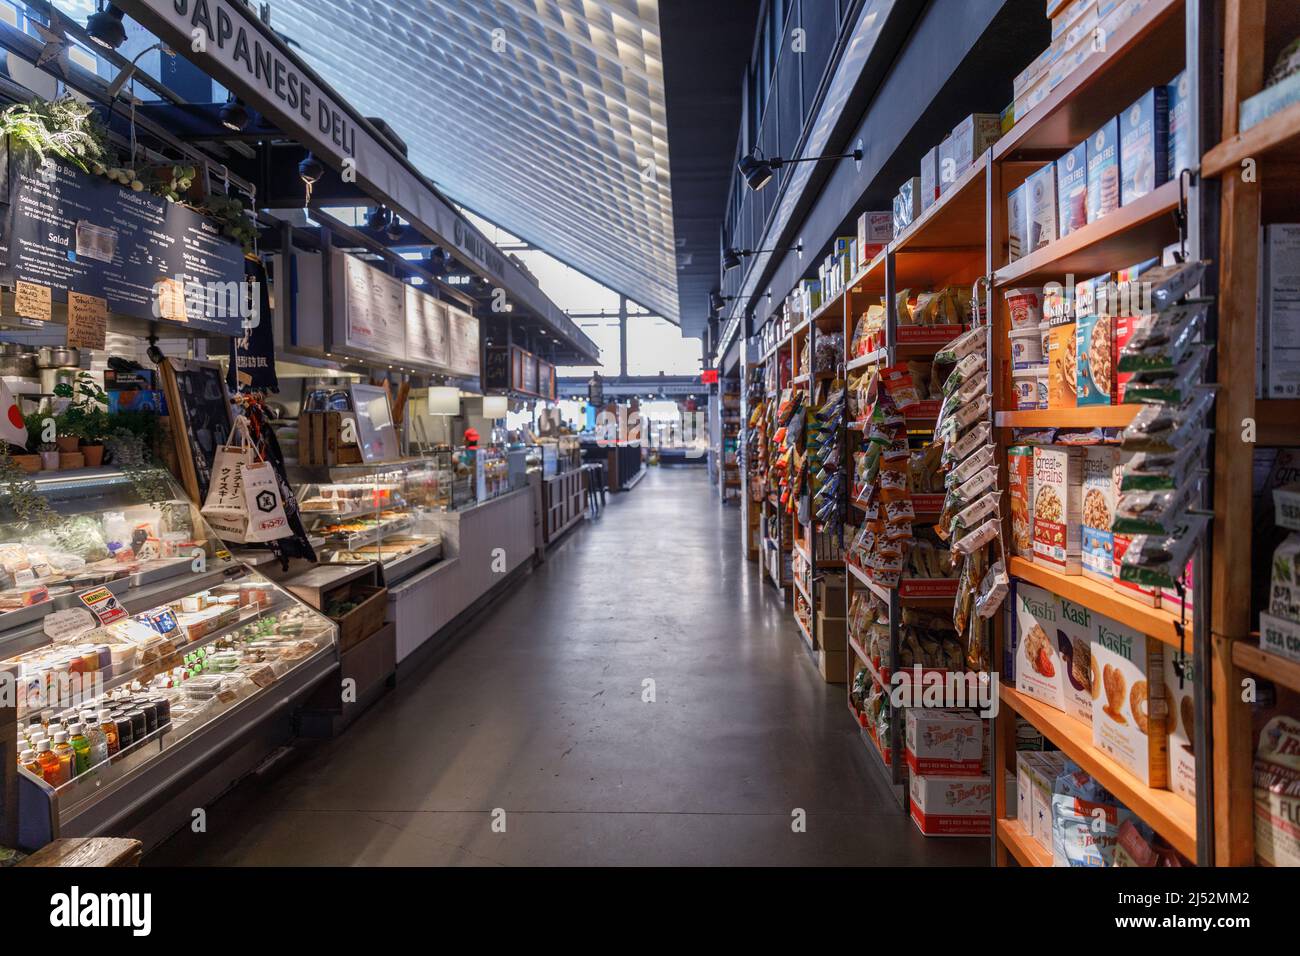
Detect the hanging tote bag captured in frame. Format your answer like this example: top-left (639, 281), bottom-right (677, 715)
top-left (200, 416), bottom-right (291, 543)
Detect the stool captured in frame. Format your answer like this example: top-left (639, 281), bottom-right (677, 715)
top-left (583, 463), bottom-right (606, 516)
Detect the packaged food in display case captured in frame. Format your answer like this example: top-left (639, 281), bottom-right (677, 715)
top-left (2, 467), bottom-right (338, 843)
top-left (294, 458), bottom-right (445, 580)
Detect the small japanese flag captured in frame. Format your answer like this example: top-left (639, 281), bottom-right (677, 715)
top-left (0, 379), bottom-right (27, 448)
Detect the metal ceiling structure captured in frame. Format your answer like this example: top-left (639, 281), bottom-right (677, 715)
top-left (265, 0), bottom-right (680, 326)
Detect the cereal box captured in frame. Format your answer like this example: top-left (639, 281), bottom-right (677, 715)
top-left (905, 709), bottom-right (987, 776)
top-left (1057, 596), bottom-right (1096, 727)
top-left (909, 772), bottom-right (992, 836)
top-left (1086, 117), bottom-right (1121, 222)
top-left (1090, 613), bottom-right (1167, 786)
top-left (1056, 140), bottom-right (1089, 237)
top-left (1253, 715), bottom-right (1300, 867)
top-left (1081, 446), bottom-right (1119, 582)
top-left (1163, 650), bottom-right (1196, 806)
top-left (1119, 86), bottom-right (1169, 206)
top-left (1025, 164), bottom-right (1058, 253)
top-left (1014, 580), bottom-right (1069, 711)
top-left (1167, 70), bottom-right (1192, 181)
top-left (1008, 445), bottom-right (1035, 557)
top-left (1033, 446), bottom-right (1083, 573)
top-left (1007, 182), bottom-right (1028, 262)
top-left (1048, 321), bottom-right (1078, 408)
top-left (1076, 311), bottom-right (1114, 405)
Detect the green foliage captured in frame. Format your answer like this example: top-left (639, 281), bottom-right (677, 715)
top-left (54, 372), bottom-right (110, 442)
top-left (204, 193), bottom-right (257, 254)
top-left (0, 96), bottom-right (111, 174)
top-left (0, 445), bottom-right (59, 528)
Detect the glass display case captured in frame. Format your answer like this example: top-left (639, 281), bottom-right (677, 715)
top-left (295, 459), bottom-right (447, 582)
top-left (475, 446), bottom-right (510, 502)
top-left (1, 467), bottom-right (338, 843)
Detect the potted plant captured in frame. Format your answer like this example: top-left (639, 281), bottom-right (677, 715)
top-left (53, 372), bottom-right (109, 465)
top-left (9, 411), bottom-right (45, 473)
top-left (39, 441), bottom-right (59, 471)
top-left (78, 406), bottom-right (109, 467)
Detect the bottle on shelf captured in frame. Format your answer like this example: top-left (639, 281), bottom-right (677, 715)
top-left (98, 710), bottom-right (120, 757)
top-left (50, 732), bottom-right (75, 784)
top-left (68, 723), bottom-right (91, 777)
top-left (80, 712), bottom-right (110, 766)
top-left (35, 740), bottom-right (64, 786)
top-left (20, 748), bottom-right (41, 777)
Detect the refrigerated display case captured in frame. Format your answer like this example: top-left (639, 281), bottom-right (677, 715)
top-left (1, 467), bottom-right (338, 847)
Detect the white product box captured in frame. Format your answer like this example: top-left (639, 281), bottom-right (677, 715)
top-left (1033, 445), bottom-right (1084, 574)
top-left (1057, 596), bottom-right (1096, 727)
top-left (920, 145), bottom-right (940, 212)
top-left (1263, 224), bottom-right (1300, 399)
top-left (1016, 751), bottom-right (1039, 834)
top-left (909, 772), bottom-right (992, 837)
top-left (905, 708), bottom-right (986, 776)
top-left (1254, 715), bottom-right (1300, 867)
top-left (856, 211), bottom-right (891, 269)
top-left (1080, 446), bottom-right (1119, 582)
top-left (949, 113), bottom-right (1001, 183)
top-left (1025, 164), bottom-right (1058, 253)
top-left (1163, 651), bottom-right (1196, 806)
top-left (1014, 581), bottom-right (1068, 712)
top-left (1007, 183), bottom-right (1028, 263)
top-left (1029, 751), bottom-right (1070, 851)
top-left (1260, 611), bottom-right (1300, 665)
top-left (1091, 612), bottom-right (1168, 786)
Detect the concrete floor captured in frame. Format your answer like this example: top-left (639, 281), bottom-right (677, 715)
top-left (149, 467), bottom-right (985, 866)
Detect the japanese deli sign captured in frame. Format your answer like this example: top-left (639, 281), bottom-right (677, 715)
top-left (337, 251), bottom-right (406, 358)
top-left (404, 284), bottom-right (448, 367)
top-left (0, 157), bottom-right (245, 333)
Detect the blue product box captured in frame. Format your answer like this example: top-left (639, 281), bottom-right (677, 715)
top-left (1240, 69), bottom-right (1300, 133)
top-left (1086, 117), bottom-right (1121, 222)
top-left (1119, 86), bottom-right (1170, 205)
top-left (109, 389), bottom-right (167, 415)
top-left (1056, 141), bottom-right (1089, 237)
top-left (1166, 70), bottom-right (1192, 179)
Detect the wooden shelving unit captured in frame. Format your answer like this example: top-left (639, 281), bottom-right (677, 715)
top-left (997, 818), bottom-right (1054, 869)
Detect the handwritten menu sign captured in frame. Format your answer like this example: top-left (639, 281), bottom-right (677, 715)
top-left (67, 291), bottom-right (107, 350)
top-left (161, 358), bottom-right (233, 501)
top-left (0, 157), bottom-right (245, 333)
top-left (14, 280), bottom-right (51, 322)
top-left (446, 305), bottom-right (481, 379)
top-left (404, 284), bottom-right (448, 367)
top-left (484, 346), bottom-right (510, 390)
top-left (340, 251), bottom-right (406, 357)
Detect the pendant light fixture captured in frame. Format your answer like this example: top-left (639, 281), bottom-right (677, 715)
top-left (86, 3), bottom-right (127, 49)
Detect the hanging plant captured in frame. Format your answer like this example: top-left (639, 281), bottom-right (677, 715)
top-left (104, 428), bottom-right (171, 504)
top-left (202, 193), bottom-right (258, 254)
top-left (0, 445), bottom-right (60, 528)
top-left (0, 96), bottom-right (111, 174)
top-left (143, 162), bottom-right (198, 203)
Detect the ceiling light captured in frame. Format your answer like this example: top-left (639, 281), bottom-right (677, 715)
top-left (298, 153), bottom-right (324, 184)
top-left (385, 216), bottom-right (405, 242)
top-left (366, 206), bottom-right (392, 232)
top-left (219, 94), bottom-right (250, 131)
top-left (86, 3), bottom-right (127, 50)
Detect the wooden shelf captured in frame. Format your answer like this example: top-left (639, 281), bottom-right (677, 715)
top-left (794, 612), bottom-right (815, 650)
top-left (1000, 684), bottom-right (1197, 859)
top-left (995, 405), bottom-right (1138, 428)
top-left (1202, 99), bottom-right (1300, 178)
top-left (1232, 640), bottom-right (1300, 695)
top-left (997, 818), bottom-right (1053, 868)
top-left (1008, 557), bottom-right (1186, 649)
top-left (893, 155), bottom-right (989, 253)
top-left (848, 635), bottom-right (872, 667)
top-left (846, 349), bottom-right (887, 372)
top-left (994, 180), bottom-right (1181, 286)
top-left (994, 0), bottom-right (1185, 160)
top-left (846, 248), bottom-right (889, 296)
top-left (1255, 400), bottom-right (1300, 446)
top-left (793, 572), bottom-right (812, 604)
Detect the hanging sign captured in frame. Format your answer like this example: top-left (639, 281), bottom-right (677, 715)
top-left (446, 305), bottom-right (481, 379)
top-left (67, 291), bottom-right (108, 350)
top-left (335, 250), bottom-right (406, 358)
top-left (404, 284), bottom-right (449, 367)
top-left (228, 260), bottom-right (279, 392)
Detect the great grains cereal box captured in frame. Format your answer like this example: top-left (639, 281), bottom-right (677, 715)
top-left (1081, 446), bottom-right (1120, 582)
top-left (1033, 446), bottom-right (1083, 574)
top-left (1091, 612), bottom-right (1168, 787)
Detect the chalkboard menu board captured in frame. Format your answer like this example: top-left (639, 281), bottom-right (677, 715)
top-left (484, 346), bottom-right (510, 390)
top-left (0, 155), bottom-right (246, 334)
top-left (521, 353), bottom-right (539, 394)
top-left (538, 361), bottom-right (555, 400)
top-left (160, 357), bottom-right (234, 502)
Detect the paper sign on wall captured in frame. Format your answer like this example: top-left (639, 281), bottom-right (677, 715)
top-left (15, 280), bottom-right (51, 322)
top-left (67, 291), bottom-right (108, 350)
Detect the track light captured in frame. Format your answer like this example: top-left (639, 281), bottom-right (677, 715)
top-left (737, 146), bottom-right (864, 192)
top-left (385, 216), bottom-right (404, 242)
top-left (723, 241), bottom-right (803, 270)
top-left (366, 205), bottom-right (392, 232)
top-left (219, 94), bottom-right (250, 131)
top-left (709, 289), bottom-right (736, 315)
top-left (86, 3), bottom-right (127, 50)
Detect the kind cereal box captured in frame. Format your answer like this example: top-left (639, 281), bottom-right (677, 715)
top-left (1091, 613), bottom-right (1168, 787)
top-left (1081, 446), bottom-right (1120, 581)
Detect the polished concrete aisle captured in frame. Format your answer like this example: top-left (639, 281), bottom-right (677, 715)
top-left (150, 467), bottom-right (984, 866)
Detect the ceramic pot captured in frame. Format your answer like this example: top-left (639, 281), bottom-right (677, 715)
top-left (82, 444), bottom-right (104, 467)
top-left (40, 451), bottom-right (59, 470)
top-left (56, 435), bottom-right (80, 452)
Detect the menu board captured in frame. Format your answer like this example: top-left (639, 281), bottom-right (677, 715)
top-left (339, 251), bottom-right (406, 357)
top-left (0, 156), bottom-right (246, 334)
top-left (404, 284), bottom-right (448, 367)
top-left (521, 353), bottom-right (539, 394)
top-left (537, 361), bottom-right (555, 400)
top-left (446, 305), bottom-right (481, 379)
top-left (160, 357), bottom-right (233, 502)
top-left (484, 346), bottom-right (510, 390)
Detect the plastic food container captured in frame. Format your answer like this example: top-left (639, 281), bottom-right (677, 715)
top-left (1009, 326), bottom-right (1044, 366)
top-left (1038, 320), bottom-right (1052, 358)
top-left (1035, 366), bottom-right (1050, 409)
top-left (1004, 287), bottom-right (1044, 329)
top-left (1012, 367), bottom-right (1040, 410)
